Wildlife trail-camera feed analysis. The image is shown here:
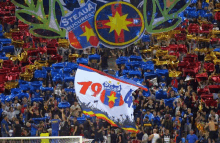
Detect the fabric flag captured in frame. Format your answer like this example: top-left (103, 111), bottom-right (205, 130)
top-left (75, 64), bottom-right (148, 132)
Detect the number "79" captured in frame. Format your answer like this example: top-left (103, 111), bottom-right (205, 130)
top-left (78, 81), bottom-right (102, 97)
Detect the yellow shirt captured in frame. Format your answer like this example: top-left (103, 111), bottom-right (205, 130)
top-left (40, 133), bottom-right (49, 143)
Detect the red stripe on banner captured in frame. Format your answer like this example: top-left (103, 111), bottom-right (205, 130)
top-left (100, 90), bottom-right (105, 103)
top-left (68, 31), bottom-right (83, 49)
top-left (119, 95), bottom-right (124, 106)
top-left (96, 20), bottom-right (111, 29)
top-left (80, 21), bottom-right (99, 46)
top-left (79, 64), bottom-right (148, 92)
top-left (111, 4), bottom-right (124, 43)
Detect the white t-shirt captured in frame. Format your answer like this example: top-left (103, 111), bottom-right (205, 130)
top-left (7, 111), bottom-right (16, 121)
top-left (152, 133), bottom-right (160, 143)
top-left (11, 103), bottom-right (21, 114)
top-left (70, 104), bottom-right (80, 111)
top-left (142, 133), bottom-right (149, 143)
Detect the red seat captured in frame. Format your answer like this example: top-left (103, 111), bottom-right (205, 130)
top-left (199, 23), bottom-right (213, 34)
top-left (215, 12), bottom-right (220, 21)
top-left (0, 82), bottom-right (5, 93)
top-left (6, 72), bottom-right (19, 81)
top-left (201, 94), bottom-right (213, 100)
top-left (18, 24), bottom-right (29, 31)
top-left (161, 46), bottom-right (169, 51)
top-left (2, 16), bottom-right (16, 24)
top-left (205, 99), bottom-right (217, 107)
top-left (28, 57), bottom-right (39, 65)
top-left (51, 54), bottom-right (62, 62)
top-left (0, 70), bottom-right (7, 82)
top-left (12, 31), bottom-right (23, 41)
top-left (175, 33), bottom-right (186, 41)
top-left (188, 24), bottom-right (200, 34)
top-left (197, 86), bottom-right (209, 95)
top-left (204, 62), bottom-right (214, 72)
top-left (47, 39), bottom-right (58, 48)
top-left (196, 73), bottom-right (208, 82)
top-left (3, 60), bottom-right (14, 68)
top-left (47, 48), bottom-right (57, 55)
top-left (27, 49), bottom-right (40, 57)
top-left (208, 85), bottom-right (220, 93)
top-left (178, 44), bottom-right (187, 53)
top-left (169, 44), bottom-right (178, 51)
top-left (211, 75), bottom-right (220, 83)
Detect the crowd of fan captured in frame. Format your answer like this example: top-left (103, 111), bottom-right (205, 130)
top-left (1, 0), bottom-right (220, 143)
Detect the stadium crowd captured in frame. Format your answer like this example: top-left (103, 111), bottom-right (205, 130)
top-left (1, 0), bottom-right (220, 143)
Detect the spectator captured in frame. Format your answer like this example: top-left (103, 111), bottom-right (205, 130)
top-left (110, 129), bottom-right (117, 143)
top-left (13, 119), bottom-right (22, 137)
top-left (1, 115), bottom-right (9, 137)
top-left (148, 129), bottom-right (160, 143)
top-left (50, 114), bottom-right (61, 136)
top-left (162, 129), bottom-right (171, 143)
top-left (93, 118), bottom-right (104, 143)
top-left (142, 129), bottom-right (148, 143)
top-left (186, 130), bottom-right (198, 143)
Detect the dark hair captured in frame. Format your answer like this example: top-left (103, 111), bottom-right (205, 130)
top-left (156, 138), bottom-right (162, 143)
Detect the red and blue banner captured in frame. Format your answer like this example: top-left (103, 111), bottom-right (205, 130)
top-left (60, 0), bottom-right (99, 49)
top-left (94, 1), bottom-right (145, 48)
top-left (75, 64), bottom-right (148, 132)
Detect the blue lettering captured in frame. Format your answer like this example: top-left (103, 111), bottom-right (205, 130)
top-left (124, 89), bottom-right (133, 107)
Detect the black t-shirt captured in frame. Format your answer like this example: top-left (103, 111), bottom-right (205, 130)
top-left (90, 130), bottom-right (95, 139)
top-left (111, 133), bottom-right (117, 143)
top-left (14, 124), bottom-right (22, 137)
top-left (117, 134), bottom-right (123, 143)
top-left (93, 121), bottom-right (103, 137)
top-left (162, 134), bottom-right (171, 143)
top-left (83, 120), bottom-right (91, 131)
top-left (137, 132), bottom-right (144, 141)
top-left (73, 121), bottom-right (81, 135)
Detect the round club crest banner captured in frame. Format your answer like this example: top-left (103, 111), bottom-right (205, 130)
top-left (94, 1), bottom-right (145, 48)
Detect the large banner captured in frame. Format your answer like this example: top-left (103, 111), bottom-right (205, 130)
top-left (75, 64), bottom-right (148, 132)
top-left (12, 0), bottom-right (191, 48)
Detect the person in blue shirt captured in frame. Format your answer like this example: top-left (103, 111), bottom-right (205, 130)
top-left (186, 130), bottom-right (198, 143)
top-left (144, 110), bottom-right (154, 121)
top-left (1, 115), bottom-right (9, 137)
top-left (50, 114), bottom-right (61, 136)
top-left (26, 122), bottom-right (38, 136)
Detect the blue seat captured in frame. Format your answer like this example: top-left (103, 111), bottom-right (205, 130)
top-left (34, 70), bottom-right (47, 79)
top-left (40, 87), bottom-right (54, 92)
top-left (58, 101), bottom-right (71, 108)
top-left (2, 45), bottom-right (14, 54)
top-left (77, 58), bottom-right (88, 65)
top-left (144, 72), bottom-right (157, 79)
top-left (31, 98), bottom-right (44, 103)
top-left (155, 89), bottom-right (168, 99)
top-left (65, 88), bottom-right (75, 93)
top-left (64, 62), bottom-right (78, 70)
top-left (52, 63), bottom-right (64, 69)
top-left (129, 55), bottom-right (142, 62)
top-left (17, 92), bottom-right (29, 99)
top-left (0, 38), bottom-right (11, 44)
top-left (88, 54), bottom-right (100, 62)
top-left (52, 74), bottom-right (63, 82)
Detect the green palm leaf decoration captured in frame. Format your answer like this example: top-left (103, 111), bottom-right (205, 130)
top-left (143, 0), bottom-right (191, 33)
top-left (12, 0), bottom-right (66, 38)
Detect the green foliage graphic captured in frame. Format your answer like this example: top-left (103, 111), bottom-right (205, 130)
top-left (12, 0), bottom-right (66, 38)
top-left (143, 0), bottom-right (191, 33)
